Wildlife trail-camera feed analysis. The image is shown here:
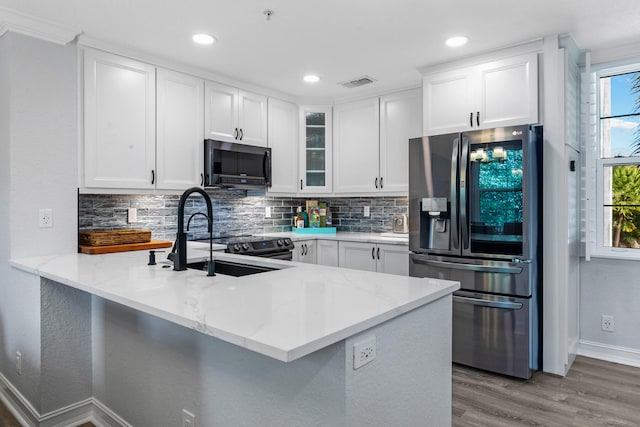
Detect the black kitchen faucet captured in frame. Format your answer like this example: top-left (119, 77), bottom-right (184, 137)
top-left (170, 187), bottom-right (215, 276)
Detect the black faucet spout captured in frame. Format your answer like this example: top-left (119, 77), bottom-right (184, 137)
top-left (173, 187), bottom-right (213, 271)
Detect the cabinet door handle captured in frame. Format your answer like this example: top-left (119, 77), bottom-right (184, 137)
top-left (476, 111), bottom-right (480, 127)
top-left (234, 128), bottom-right (238, 139)
top-left (151, 169), bottom-right (155, 185)
top-left (375, 177), bottom-right (378, 189)
top-left (469, 112), bottom-right (473, 127)
top-left (239, 128), bottom-right (244, 140)
top-left (200, 173), bottom-right (204, 186)
top-left (380, 177), bottom-right (383, 189)
top-left (377, 247), bottom-right (380, 260)
top-left (372, 247), bottom-right (375, 260)
top-left (300, 179), bottom-right (303, 190)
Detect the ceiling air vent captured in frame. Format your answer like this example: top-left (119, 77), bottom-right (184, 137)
top-left (339, 76), bottom-right (376, 89)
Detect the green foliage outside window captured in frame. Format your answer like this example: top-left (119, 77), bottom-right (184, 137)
top-left (610, 165), bottom-right (640, 247)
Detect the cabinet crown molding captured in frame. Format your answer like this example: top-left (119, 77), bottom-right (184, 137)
top-left (0, 6), bottom-right (80, 45)
top-left (418, 39), bottom-right (543, 76)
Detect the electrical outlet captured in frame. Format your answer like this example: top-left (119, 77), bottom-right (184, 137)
top-left (601, 315), bottom-right (615, 332)
top-left (127, 207), bottom-right (137, 223)
top-left (38, 208), bottom-right (53, 228)
top-left (265, 206), bottom-right (271, 218)
top-left (16, 351), bottom-right (22, 375)
top-left (363, 206), bottom-right (370, 217)
top-left (182, 409), bottom-right (196, 427)
top-left (353, 336), bottom-right (376, 369)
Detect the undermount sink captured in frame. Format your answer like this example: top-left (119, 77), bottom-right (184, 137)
top-left (187, 259), bottom-right (279, 277)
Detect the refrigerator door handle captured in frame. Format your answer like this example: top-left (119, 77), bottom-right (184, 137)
top-left (412, 257), bottom-right (523, 274)
top-left (459, 136), bottom-right (469, 249)
top-left (453, 295), bottom-right (523, 310)
top-left (451, 139), bottom-right (459, 250)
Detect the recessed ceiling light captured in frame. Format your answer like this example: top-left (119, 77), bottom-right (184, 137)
top-left (445, 36), bottom-right (468, 48)
top-left (192, 33), bottom-right (216, 45)
top-left (304, 75), bottom-right (320, 83)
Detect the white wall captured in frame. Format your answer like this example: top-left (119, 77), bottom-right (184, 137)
top-left (0, 32), bottom-right (78, 413)
top-left (541, 36), bottom-right (574, 376)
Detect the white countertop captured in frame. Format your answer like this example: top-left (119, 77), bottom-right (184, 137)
top-left (261, 231), bottom-right (409, 245)
top-left (10, 243), bottom-right (457, 363)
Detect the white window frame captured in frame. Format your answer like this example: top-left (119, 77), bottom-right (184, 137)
top-left (590, 62), bottom-right (640, 260)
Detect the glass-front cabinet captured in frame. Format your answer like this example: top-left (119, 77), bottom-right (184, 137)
top-left (299, 106), bottom-right (332, 193)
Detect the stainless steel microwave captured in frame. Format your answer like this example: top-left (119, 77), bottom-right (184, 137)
top-left (204, 139), bottom-right (271, 189)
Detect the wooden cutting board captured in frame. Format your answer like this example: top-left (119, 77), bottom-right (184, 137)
top-left (79, 240), bottom-right (173, 254)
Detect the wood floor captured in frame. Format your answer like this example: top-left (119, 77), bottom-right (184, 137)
top-left (453, 356), bottom-right (640, 426)
top-left (0, 356), bottom-right (638, 426)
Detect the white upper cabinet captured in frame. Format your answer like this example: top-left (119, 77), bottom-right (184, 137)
top-left (84, 49), bottom-right (156, 189)
top-left (476, 54), bottom-right (538, 129)
top-left (423, 68), bottom-right (476, 135)
top-left (156, 68), bottom-right (204, 190)
top-left (333, 89), bottom-right (421, 194)
top-left (204, 81), bottom-right (237, 142)
top-left (422, 52), bottom-right (538, 135)
top-left (333, 98), bottom-right (380, 194)
top-left (205, 81), bottom-right (267, 147)
top-left (267, 98), bottom-right (299, 194)
top-left (299, 106), bottom-right (333, 194)
top-left (238, 90), bottom-right (268, 146)
top-left (379, 88), bottom-right (422, 193)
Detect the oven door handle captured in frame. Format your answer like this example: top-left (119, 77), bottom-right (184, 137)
top-left (453, 295), bottom-right (522, 310)
top-left (412, 257), bottom-right (522, 274)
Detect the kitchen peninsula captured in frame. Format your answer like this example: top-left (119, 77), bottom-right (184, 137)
top-left (10, 247), bottom-right (458, 426)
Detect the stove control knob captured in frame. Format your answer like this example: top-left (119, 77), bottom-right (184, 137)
top-left (241, 243), bottom-right (250, 251)
top-left (284, 238), bottom-right (291, 246)
top-left (233, 244), bottom-right (241, 252)
top-left (277, 239), bottom-right (284, 247)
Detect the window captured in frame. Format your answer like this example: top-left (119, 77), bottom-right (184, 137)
top-left (595, 68), bottom-right (640, 257)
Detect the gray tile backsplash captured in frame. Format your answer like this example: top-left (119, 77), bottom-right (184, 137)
top-left (79, 190), bottom-right (408, 240)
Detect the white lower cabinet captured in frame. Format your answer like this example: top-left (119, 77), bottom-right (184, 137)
top-left (316, 240), bottom-right (338, 267)
top-left (292, 239), bottom-right (317, 264)
top-left (338, 241), bottom-right (409, 275)
top-left (376, 243), bottom-right (410, 276)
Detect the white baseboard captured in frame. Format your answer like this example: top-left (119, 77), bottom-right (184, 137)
top-left (578, 340), bottom-right (640, 368)
top-left (0, 372), bottom-right (129, 427)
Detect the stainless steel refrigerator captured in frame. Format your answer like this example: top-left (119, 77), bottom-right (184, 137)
top-left (408, 125), bottom-right (542, 379)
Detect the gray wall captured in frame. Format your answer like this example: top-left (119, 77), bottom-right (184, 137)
top-left (580, 258), bottom-right (640, 356)
top-left (78, 193), bottom-right (409, 240)
top-left (0, 33), bottom-right (79, 413)
top-left (90, 293), bottom-right (450, 426)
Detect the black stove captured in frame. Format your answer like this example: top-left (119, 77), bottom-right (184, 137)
top-left (193, 235), bottom-right (294, 259)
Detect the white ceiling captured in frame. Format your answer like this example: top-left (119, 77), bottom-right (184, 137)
top-left (1, 0), bottom-right (640, 99)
